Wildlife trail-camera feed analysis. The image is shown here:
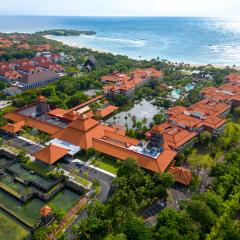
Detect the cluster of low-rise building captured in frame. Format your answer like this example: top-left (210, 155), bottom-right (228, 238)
top-left (1, 71), bottom-right (240, 186)
top-left (102, 68), bottom-right (163, 96)
top-left (0, 54), bottom-right (64, 95)
top-left (0, 34), bottom-right (52, 51)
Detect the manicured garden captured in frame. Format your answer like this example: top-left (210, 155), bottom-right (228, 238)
top-left (92, 155), bottom-right (120, 174)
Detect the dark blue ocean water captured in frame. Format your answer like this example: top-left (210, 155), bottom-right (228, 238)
top-left (0, 16), bottom-right (240, 65)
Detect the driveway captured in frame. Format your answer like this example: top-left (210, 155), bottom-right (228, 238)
top-left (62, 162), bottom-right (114, 239)
top-left (169, 184), bottom-right (191, 210)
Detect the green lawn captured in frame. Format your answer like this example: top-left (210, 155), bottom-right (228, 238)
top-left (93, 157), bottom-right (120, 174)
top-left (0, 210), bottom-right (30, 240)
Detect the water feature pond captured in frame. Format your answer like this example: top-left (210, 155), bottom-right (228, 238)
top-left (0, 188), bottom-right (82, 227)
top-left (106, 99), bottom-right (163, 129)
top-left (0, 209), bottom-right (30, 240)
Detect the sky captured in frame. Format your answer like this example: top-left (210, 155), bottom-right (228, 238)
top-left (0, 0), bottom-right (240, 17)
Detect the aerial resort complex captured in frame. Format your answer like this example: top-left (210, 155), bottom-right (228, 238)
top-left (0, 15), bottom-right (239, 239)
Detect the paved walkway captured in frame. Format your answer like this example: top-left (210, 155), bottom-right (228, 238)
top-left (71, 158), bottom-right (117, 178)
top-left (47, 196), bottom-right (88, 240)
top-left (17, 136), bottom-right (44, 148)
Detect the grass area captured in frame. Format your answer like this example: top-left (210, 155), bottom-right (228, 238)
top-left (92, 156), bottom-right (120, 174)
top-left (0, 210), bottom-right (30, 240)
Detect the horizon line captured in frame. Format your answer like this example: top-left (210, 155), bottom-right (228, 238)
top-left (0, 14), bottom-right (240, 18)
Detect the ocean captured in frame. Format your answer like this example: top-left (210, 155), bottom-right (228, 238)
top-left (0, 16), bottom-right (240, 65)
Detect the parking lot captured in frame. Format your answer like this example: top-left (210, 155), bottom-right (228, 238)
top-left (140, 200), bottom-right (167, 219)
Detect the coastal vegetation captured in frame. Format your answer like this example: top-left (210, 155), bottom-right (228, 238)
top-left (37, 29), bottom-right (96, 36)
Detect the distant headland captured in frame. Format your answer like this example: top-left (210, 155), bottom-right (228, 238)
top-left (37, 29), bottom-right (96, 36)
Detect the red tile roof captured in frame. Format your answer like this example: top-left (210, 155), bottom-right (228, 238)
top-left (0, 69), bottom-right (22, 80)
top-left (168, 166), bottom-right (192, 185)
top-left (188, 99), bottom-right (231, 118)
top-left (166, 106), bottom-right (188, 116)
top-left (17, 65), bottom-right (41, 73)
top-left (93, 135), bottom-right (176, 173)
top-left (150, 122), bottom-right (197, 150)
top-left (225, 73), bottom-right (240, 84)
top-left (3, 112), bottom-right (25, 122)
top-left (52, 115), bottom-right (104, 150)
top-left (102, 68), bottom-right (163, 94)
top-left (32, 44), bottom-right (52, 51)
top-left (48, 108), bottom-right (68, 118)
top-left (3, 111), bottom-right (61, 135)
top-left (170, 113), bottom-right (203, 129)
top-left (39, 62), bottom-right (64, 72)
top-left (1, 120), bottom-right (25, 134)
top-left (36, 95), bottom-right (46, 101)
top-left (17, 43), bottom-right (31, 50)
top-left (40, 205), bottom-right (52, 216)
top-left (94, 105), bottom-right (119, 118)
top-left (33, 144), bottom-right (69, 165)
top-left (202, 116), bottom-right (226, 129)
top-left (68, 115), bottom-right (99, 131)
top-left (201, 82), bottom-right (240, 103)
top-left (25, 117), bottom-right (61, 135)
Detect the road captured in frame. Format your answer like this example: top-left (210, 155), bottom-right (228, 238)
top-left (169, 184), bottom-right (191, 210)
top-left (62, 162), bottom-right (114, 239)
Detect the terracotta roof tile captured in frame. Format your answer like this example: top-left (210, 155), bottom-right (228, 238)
top-left (48, 108), bottom-right (68, 118)
top-left (40, 205), bottom-right (52, 216)
top-left (168, 166), bottom-right (192, 185)
top-left (94, 105), bottom-right (119, 118)
top-left (1, 120), bottom-right (25, 134)
top-left (151, 122), bottom-right (197, 150)
top-left (33, 144), bottom-right (69, 165)
top-left (202, 116), bottom-right (226, 129)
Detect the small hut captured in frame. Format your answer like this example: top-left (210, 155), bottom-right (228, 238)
top-left (40, 205), bottom-right (54, 226)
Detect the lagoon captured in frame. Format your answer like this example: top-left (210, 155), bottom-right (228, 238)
top-left (106, 99), bottom-right (163, 129)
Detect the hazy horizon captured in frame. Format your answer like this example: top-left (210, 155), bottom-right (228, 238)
top-left (0, 0), bottom-right (239, 17)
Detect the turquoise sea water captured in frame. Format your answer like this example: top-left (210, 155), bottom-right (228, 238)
top-left (0, 16), bottom-right (240, 65)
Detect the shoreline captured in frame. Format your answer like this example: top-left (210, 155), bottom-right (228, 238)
top-left (45, 35), bottom-right (240, 70)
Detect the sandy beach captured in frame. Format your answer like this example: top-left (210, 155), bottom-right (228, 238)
top-left (45, 34), bottom-right (240, 70)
